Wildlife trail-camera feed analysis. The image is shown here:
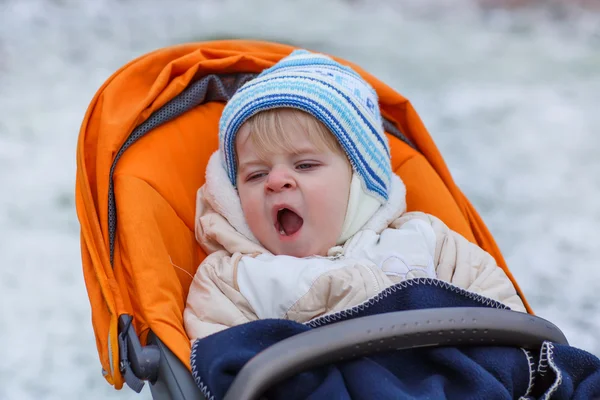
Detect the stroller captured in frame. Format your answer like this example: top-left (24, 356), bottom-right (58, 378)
top-left (75, 40), bottom-right (570, 399)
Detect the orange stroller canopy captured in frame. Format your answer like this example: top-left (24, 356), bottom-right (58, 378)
top-left (75, 40), bottom-right (531, 389)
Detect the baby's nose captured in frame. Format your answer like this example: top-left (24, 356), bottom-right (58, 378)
top-left (266, 166), bottom-right (296, 192)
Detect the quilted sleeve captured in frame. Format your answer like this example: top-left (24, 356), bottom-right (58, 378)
top-left (390, 212), bottom-right (527, 312)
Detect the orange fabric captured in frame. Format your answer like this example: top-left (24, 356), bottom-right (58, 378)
top-left (389, 137), bottom-right (474, 243)
top-left (75, 40), bottom-right (531, 389)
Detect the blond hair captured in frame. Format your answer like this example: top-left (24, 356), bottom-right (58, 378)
top-left (236, 108), bottom-right (346, 162)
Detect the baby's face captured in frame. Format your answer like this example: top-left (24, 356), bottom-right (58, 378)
top-left (235, 122), bottom-right (352, 257)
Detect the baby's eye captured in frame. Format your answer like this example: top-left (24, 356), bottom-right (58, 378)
top-left (247, 172), bottom-right (267, 181)
top-left (296, 163), bottom-right (317, 170)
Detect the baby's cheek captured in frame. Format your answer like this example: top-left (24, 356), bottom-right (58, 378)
top-left (240, 196), bottom-right (261, 226)
top-left (313, 190), bottom-right (346, 228)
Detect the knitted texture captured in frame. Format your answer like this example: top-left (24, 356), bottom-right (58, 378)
top-left (219, 49), bottom-right (392, 202)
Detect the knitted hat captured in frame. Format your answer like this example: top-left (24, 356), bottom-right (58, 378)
top-left (219, 49), bottom-right (392, 203)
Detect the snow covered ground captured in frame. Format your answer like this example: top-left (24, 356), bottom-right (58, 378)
top-left (1, 0), bottom-right (598, 398)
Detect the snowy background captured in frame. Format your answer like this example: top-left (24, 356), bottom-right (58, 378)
top-left (1, 0), bottom-right (599, 398)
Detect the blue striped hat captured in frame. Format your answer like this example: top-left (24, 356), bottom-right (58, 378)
top-left (219, 49), bottom-right (392, 203)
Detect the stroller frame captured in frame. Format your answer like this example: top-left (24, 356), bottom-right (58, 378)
top-left (119, 308), bottom-right (566, 400)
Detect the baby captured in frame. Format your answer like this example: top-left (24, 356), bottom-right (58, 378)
top-left (184, 50), bottom-right (526, 341)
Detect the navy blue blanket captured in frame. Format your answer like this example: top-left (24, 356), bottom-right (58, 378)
top-left (191, 279), bottom-right (600, 399)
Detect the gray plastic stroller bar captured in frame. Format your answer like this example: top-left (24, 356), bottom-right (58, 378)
top-left (118, 315), bottom-right (160, 389)
top-left (223, 307), bottom-right (568, 400)
top-left (147, 332), bottom-right (206, 400)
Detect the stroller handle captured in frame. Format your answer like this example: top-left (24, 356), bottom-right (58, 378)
top-left (223, 307), bottom-right (568, 400)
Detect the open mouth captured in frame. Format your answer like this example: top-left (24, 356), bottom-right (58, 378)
top-left (275, 208), bottom-right (304, 236)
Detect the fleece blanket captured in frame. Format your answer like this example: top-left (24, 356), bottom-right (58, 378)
top-left (191, 279), bottom-right (600, 399)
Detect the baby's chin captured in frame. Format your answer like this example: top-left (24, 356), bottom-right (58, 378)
top-left (267, 242), bottom-right (332, 258)
top-left (257, 229), bottom-right (339, 258)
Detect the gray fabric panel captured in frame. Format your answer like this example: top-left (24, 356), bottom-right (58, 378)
top-left (107, 73), bottom-right (414, 266)
top-left (108, 74), bottom-right (256, 263)
top-left (383, 119), bottom-right (413, 149)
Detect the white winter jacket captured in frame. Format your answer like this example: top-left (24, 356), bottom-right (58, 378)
top-left (184, 154), bottom-right (526, 342)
